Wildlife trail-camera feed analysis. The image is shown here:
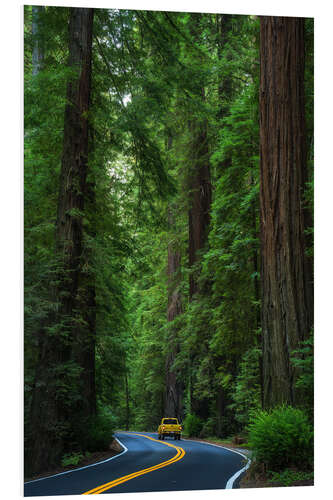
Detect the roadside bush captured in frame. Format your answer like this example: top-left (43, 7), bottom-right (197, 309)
top-left (61, 452), bottom-right (84, 467)
top-left (83, 408), bottom-right (117, 452)
top-left (268, 469), bottom-right (314, 487)
top-left (199, 417), bottom-right (215, 438)
top-left (229, 347), bottom-right (261, 427)
top-left (248, 405), bottom-right (313, 471)
top-left (291, 332), bottom-right (314, 420)
top-left (183, 413), bottom-right (203, 437)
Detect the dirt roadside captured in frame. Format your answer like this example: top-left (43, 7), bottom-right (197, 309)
top-left (24, 439), bottom-right (122, 483)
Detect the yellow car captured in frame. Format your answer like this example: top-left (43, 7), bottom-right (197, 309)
top-left (158, 418), bottom-right (182, 440)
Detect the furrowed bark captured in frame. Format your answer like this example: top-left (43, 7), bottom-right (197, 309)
top-left (214, 13), bottom-right (234, 428)
top-left (259, 16), bottom-right (313, 408)
top-left (187, 13), bottom-right (212, 419)
top-left (165, 205), bottom-right (184, 420)
top-left (188, 14), bottom-right (212, 298)
top-left (27, 8), bottom-right (94, 475)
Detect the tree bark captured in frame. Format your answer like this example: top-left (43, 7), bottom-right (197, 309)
top-left (188, 112), bottom-right (211, 297)
top-left (165, 206), bottom-right (184, 420)
top-left (214, 13), bottom-right (234, 426)
top-left (124, 361), bottom-right (130, 431)
top-left (27, 8), bottom-right (94, 475)
top-left (186, 14), bottom-right (212, 420)
top-left (259, 16), bottom-right (313, 408)
top-left (188, 14), bottom-right (212, 297)
top-left (56, 5), bottom-right (95, 416)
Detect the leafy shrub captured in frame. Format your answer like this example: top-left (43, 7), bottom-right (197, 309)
top-left (216, 415), bottom-right (239, 439)
top-left (291, 332), bottom-right (314, 419)
top-left (183, 413), bottom-right (203, 437)
top-left (200, 417), bottom-right (215, 438)
top-left (61, 452), bottom-right (84, 467)
top-left (82, 408), bottom-right (117, 452)
top-left (268, 469), bottom-right (314, 487)
top-left (248, 405), bottom-right (313, 471)
top-left (229, 347), bottom-right (261, 427)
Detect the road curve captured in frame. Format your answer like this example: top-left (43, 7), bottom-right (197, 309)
top-left (24, 431), bottom-right (249, 496)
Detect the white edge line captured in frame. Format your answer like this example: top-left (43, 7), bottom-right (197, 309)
top-left (225, 458), bottom-right (251, 489)
top-left (186, 438), bottom-right (252, 489)
top-left (24, 436), bottom-right (128, 485)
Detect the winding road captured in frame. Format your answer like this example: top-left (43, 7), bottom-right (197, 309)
top-left (24, 432), bottom-right (250, 496)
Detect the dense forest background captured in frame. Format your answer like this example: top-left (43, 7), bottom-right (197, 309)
top-left (24, 5), bottom-right (314, 480)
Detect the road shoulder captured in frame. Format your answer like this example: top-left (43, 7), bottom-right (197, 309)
top-left (183, 436), bottom-right (252, 457)
top-left (24, 439), bottom-right (123, 483)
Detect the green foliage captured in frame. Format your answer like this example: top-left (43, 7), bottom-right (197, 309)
top-left (126, 226), bottom-right (168, 431)
top-left (82, 408), bottom-right (117, 452)
top-left (183, 414), bottom-right (203, 437)
top-left (200, 418), bottom-right (216, 437)
top-left (248, 406), bottom-right (314, 471)
top-left (61, 452), bottom-right (84, 467)
top-left (229, 347), bottom-right (261, 426)
top-left (268, 469), bottom-right (314, 487)
top-left (291, 332), bottom-right (314, 418)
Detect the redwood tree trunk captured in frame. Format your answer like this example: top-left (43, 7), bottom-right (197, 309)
top-left (187, 15), bottom-right (212, 299)
top-left (186, 14), bottom-right (212, 419)
top-left (259, 17), bottom-right (313, 408)
top-left (214, 13), bottom-right (233, 428)
top-left (27, 8), bottom-right (94, 475)
top-left (56, 5), bottom-right (95, 418)
top-left (165, 206), bottom-right (183, 420)
top-left (188, 100), bottom-right (211, 297)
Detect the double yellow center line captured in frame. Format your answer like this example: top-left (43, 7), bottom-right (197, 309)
top-left (82, 433), bottom-right (186, 495)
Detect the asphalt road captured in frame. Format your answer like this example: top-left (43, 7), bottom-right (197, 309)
top-left (24, 431), bottom-right (250, 496)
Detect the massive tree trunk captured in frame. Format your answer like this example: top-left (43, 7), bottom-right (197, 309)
top-left (214, 13), bottom-right (233, 429)
top-left (56, 5), bottom-right (95, 421)
top-left (188, 14), bottom-right (212, 298)
top-left (125, 366), bottom-right (130, 431)
top-left (165, 205), bottom-right (184, 420)
top-left (259, 17), bottom-right (313, 408)
top-left (27, 8), bottom-right (94, 475)
top-left (186, 14), bottom-right (212, 419)
top-left (188, 113), bottom-right (211, 297)
top-left (70, 136), bottom-right (97, 422)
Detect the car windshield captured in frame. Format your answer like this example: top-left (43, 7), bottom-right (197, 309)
top-left (163, 419), bottom-right (178, 424)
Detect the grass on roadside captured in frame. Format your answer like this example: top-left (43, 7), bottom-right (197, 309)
top-left (268, 469), bottom-right (314, 487)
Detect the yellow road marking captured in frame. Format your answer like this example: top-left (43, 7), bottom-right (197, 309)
top-left (82, 433), bottom-right (186, 495)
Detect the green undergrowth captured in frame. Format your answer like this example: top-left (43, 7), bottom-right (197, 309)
top-left (268, 469), bottom-right (314, 487)
top-left (248, 405), bottom-right (313, 471)
top-left (61, 451), bottom-right (88, 467)
top-left (183, 413), bottom-right (203, 437)
top-left (241, 460), bottom-right (314, 488)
